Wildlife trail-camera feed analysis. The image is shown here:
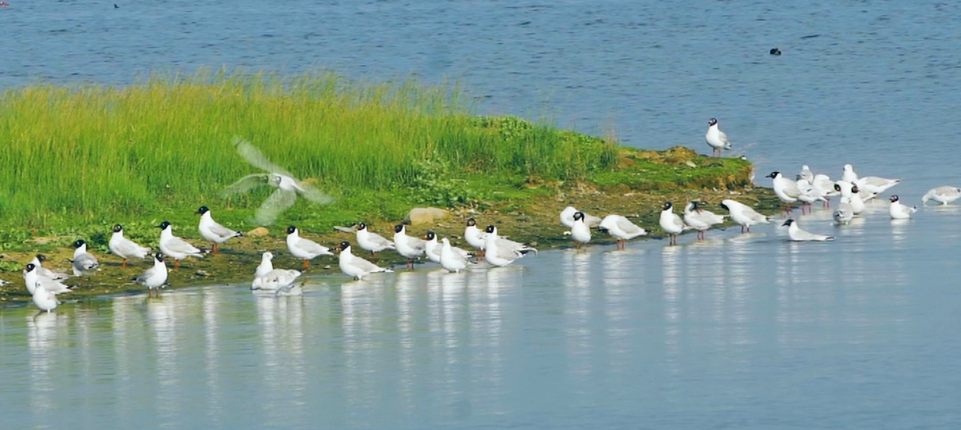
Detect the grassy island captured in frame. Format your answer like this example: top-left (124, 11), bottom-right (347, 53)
top-left (0, 70), bottom-right (776, 303)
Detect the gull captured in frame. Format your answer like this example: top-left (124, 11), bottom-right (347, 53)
top-left (570, 212), bottom-right (592, 249)
top-left (767, 171), bottom-right (800, 214)
top-left (683, 201), bottom-right (725, 240)
top-left (856, 176), bottom-right (900, 198)
top-left (834, 182), bottom-right (865, 215)
top-left (255, 251), bottom-right (275, 278)
top-left (285, 225), bottom-right (333, 269)
top-left (782, 219), bottom-right (834, 242)
top-left (134, 253), bottom-right (168, 298)
top-left (70, 239), bottom-right (100, 277)
top-left (251, 252), bottom-right (302, 292)
top-left (841, 164), bottom-right (859, 184)
top-left (705, 118), bottom-right (731, 157)
top-left (337, 241), bottom-right (392, 280)
top-left (424, 231), bottom-right (472, 264)
top-left (440, 237), bottom-right (473, 273)
top-left (599, 214), bottom-right (647, 249)
top-left (158, 221), bottom-right (204, 269)
top-left (109, 224), bottom-right (152, 267)
top-left (28, 254), bottom-right (69, 281)
top-left (483, 225), bottom-right (536, 267)
top-left (560, 206), bottom-right (602, 229)
top-left (833, 202), bottom-right (854, 224)
top-left (393, 224), bottom-right (426, 269)
top-left (720, 199), bottom-right (769, 233)
top-left (812, 174), bottom-right (839, 208)
top-left (23, 263), bottom-right (72, 295)
top-left (922, 186), bottom-right (961, 205)
top-left (658, 202), bottom-right (687, 246)
top-left (195, 206), bottom-right (242, 254)
top-left (464, 218), bottom-right (488, 253)
top-left (797, 165), bottom-right (814, 183)
top-left (356, 222), bottom-right (394, 257)
top-left (888, 195), bottom-right (918, 219)
top-left (32, 283), bottom-right (59, 313)
top-left (796, 179), bottom-right (825, 214)
top-left (222, 137), bottom-right (335, 225)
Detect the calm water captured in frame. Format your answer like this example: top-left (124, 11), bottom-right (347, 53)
top-left (3, 0), bottom-right (961, 428)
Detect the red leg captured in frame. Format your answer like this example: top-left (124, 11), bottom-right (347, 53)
top-left (302, 259), bottom-right (309, 269)
top-left (174, 259), bottom-right (180, 270)
top-left (121, 258), bottom-right (127, 268)
top-left (212, 243), bottom-right (218, 254)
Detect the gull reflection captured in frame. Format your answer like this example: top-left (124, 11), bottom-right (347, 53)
top-left (27, 311), bottom-right (61, 420)
top-left (146, 293), bottom-right (181, 420)
top-left (890, 219), bottom-right (910, 249)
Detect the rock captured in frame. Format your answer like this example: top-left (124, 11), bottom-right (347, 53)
top-left (247, 227), bottom-right (269, 237)
top-left (406, 207), bottom-right (448, 225)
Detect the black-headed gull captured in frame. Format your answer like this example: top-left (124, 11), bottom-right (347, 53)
top-left (195, 206), bottom-right (242, 254)
top-left (394, 224), bottom-right (426, 269)
top-left (834, 182), bottom-right (866, 215)
top-left (23, 263), bottom-right (72, 295)
top-left (921, 186), bottom-right (961, 205)
top-left (356, 222), bottom-right (394, 257)
top-left (659, 202), bottom-right (687, 246)
top-left (560, 206), bottom-right (602, 229)
top-left (683, 201), bottom-right (726, 240)
top-left (782, 219), bottom-right (834, 242)
top-left (705, 118), bottom-right (731, 157)
top-left (767, 171), bottom-right (800, 214)
top-left (285, 225), bottom-right (333, 269)
top-left (888, 195), bottom-right (917, 219)
top-left (109, 224), bottom-right (152, 267)
top-left (338, 241), bottom-right (392, 280)
top-left (222, 137), bottom-right (335, 225)
top-left (464, 218), bottom-right (488, 253)
top-left (483, 225), bottom-right (536, 266)
top-left (424, 231), bottom-right (472, 264)
top-left (570, 212), bottom-right (591, 249)
top-left (135, 253), bottom-right (168, 298)
top-left (158, 221), bottom-right (204, 269)
top-left (28, 254), bottom-right (68, 281)
top-left (599, 214), bottom-right (647, 249)
top-left (70, 239), bottom-right (100, 277)
top-left (720, 199), bottom-right (768, 233)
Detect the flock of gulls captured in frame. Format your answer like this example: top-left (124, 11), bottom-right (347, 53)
top-left (13, 118), bottom-right (961, 314)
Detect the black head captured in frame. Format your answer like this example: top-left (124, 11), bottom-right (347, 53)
top-left (834, 183), bottom-right (842, 192)
top-left (662, 201), bottom-right (673, 211)
top-left (25, 263), bottom-right (36, 272)
top-left (770, 48), bottom-right (781, 56)
top-left (195, 205), bottom-right (209, 215)
top-left (766, 171), bottom-right (780, 179)
top-left (394, 224), bottom-right (405, 233)
top-left (426, 231), bottom-right (436, 240)
top-left (484, 225), bottom-right (495, 234)
top-left (155, 253), bottom-right (165, 262)
top-left (890, 195), bottom-right (900, 203)
top-left (708, 118), bottom-right (718, 126)
top-left (286, 225), bottom-right (297, 235)
top-left (782, 219), bottom-right (795, 227)
top-left (466, 218), bottom-right (476, 227)
top-left (357, 222), bottom-right (367, 231)
top-left (573, 211), bottom-right (584, 221)
top-left (339, 241), bottom-right (351, 251)
top-left (851, 185), bottom-right (860, 194)
top-left (158, 220), bottom-right (171, 230)
top-left (73, 239), bottom-right (86, 248)
top-left (36, 254), bottom-right (47, 262)
top-left (719, 202), bottom-right (729, 211)
top-left (112, 224), bottom-right (123, 233)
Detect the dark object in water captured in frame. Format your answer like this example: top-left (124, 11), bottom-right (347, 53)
top-left (769, 48), bottom-right (782, 56)
top-left (800, 34), bottom-right (820, 39)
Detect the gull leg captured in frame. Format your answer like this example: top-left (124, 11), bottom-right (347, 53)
top-left (212, 243), bottom-right (218, 254)
top-left (302, 259), bottom-right (309, 270)
top-left (121, 258), bottom-right (127, 268)
top-left (174, 259), bottom-right (180, 270)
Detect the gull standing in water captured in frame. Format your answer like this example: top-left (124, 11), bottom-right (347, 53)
top-left (108, 224), bottom-right (152, 267)
top-left (683, 201), bottom-right (725, 240)
top-left (424, 231), bottom-right (472, 264)
top-left (464, 218), bottom-right (488, 254)
top-left (560, 206), bottom-right (602, 229)
top-left (32, 283), bottom-right (58, 313)
top-left (394, 224), bottom-right (426, 269)
top-left (70, 239), bottom-right (100, 277)
top-left (23, 263), bottom-right (72, 295)
top-left (720, 199), bottom-right (768, 233)
top-left (195, 206), bottom-right (243, 254)
top-left (338, 241), bottom-right (392, 280)
top-left (782, 219), bottom-right (834, 242)
top-left (658, 202), bottom-right (686, 246)
top-left (483, 225), bottom-right (537, 267)
top-left (158, 221), bottom-right (204, 269)
top-left (705, 118), bottom-right (732, 157)
top-left (834, 182), bottom-right (866, 215)
top-left (440, 237), bottom-right (473, 273)
top-left (888, 195), bottom-right (918, 219)
top-left (570, 211), bottom-right (592, 249)
top-left (134, 253), bottom-right (168, 298)
top-left (251, 252), bottom-right (302, 293)
top-left (222, 137), bottom-right (335, 225)
top-left (285, 225), bottom-right (333, 269)
top-left (599, 214), bottom-right (647, 249)
top-left (355, 222), bottom-right (394, 258)
top-left (922, 186), bottom-right (961, 205)
top-left (767, 171), bottom-right (801, 214)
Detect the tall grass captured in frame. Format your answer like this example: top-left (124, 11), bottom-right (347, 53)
top-left (0, 70), bottom-right (618, 227)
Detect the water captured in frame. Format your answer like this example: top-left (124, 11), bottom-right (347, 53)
top-left (3, 0), bottom-right (961, 427)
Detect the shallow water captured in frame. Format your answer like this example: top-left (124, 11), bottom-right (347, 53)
top-left (3, 0), bottom-right (961, 428)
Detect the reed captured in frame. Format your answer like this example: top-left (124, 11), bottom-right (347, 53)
top-left (0, 69), bottom-right (619, 230)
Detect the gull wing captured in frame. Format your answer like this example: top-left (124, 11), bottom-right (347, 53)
top-left (296, 182), bottom-right (336, 205)
top-left (168, 237), bottom-right (202, 254)
top-left (136, 266), bottom-right (158, 283)
top-left (295, 238), bottom-right (330, 255)
top-left (350, 256), bottom-right (383, 273)
top-left (405, 236), bottom-right (426, 252)
top-left (222, 173), bottom-right (271, 196)
top-left (254, 188), bottom-right (297, 225)
top-left (615, 217), bottom-right (645, 235)
top-left (232, 137), bottom-right (294, 177)
top-left (368, 232), bottom-right (394, 248)
top-left (208, 221), bottom-right (238, 238)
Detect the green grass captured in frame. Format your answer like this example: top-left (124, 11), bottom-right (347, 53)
top-left (0, 69), bottom-right (753, 252)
